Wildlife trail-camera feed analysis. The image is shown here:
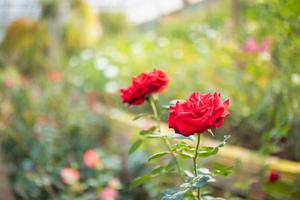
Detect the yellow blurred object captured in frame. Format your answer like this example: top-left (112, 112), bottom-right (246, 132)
top-left (63, 0), bottom-right (102, 51)
top-left (1, 19), bottom-right (49, 75)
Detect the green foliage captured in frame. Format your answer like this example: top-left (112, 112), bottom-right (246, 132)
top-left (100, 12), bottom-right (129, 34)
top-left (0, 19), bottom-right (49, 76)
top-left (147, 151), bottom-right (170, 162)
top-left (128, 139), bottom-right (144, 155)
top-left (130, 174), bottom-right (153, 189)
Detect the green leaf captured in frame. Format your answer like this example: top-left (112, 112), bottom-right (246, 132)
top-left (165, 158), bottom-right (177, 172)
top-left (198, 146), bottom-right (218, 157)
top-left (217, 135), bottom-right (231, 148)
top-left (145, 133), bottom-right (194, 141)
top-left (151, 165), bottom-right (164, 175)
top-left (145, 133), bottom-right (164, 138)
top-left (198, 168), bottom-right (211, 175)
top-left (162, 189), bottom-right (188, 200)
top-left (139, 126), bottom-right (158, 136)
top-left (172, 141), bottom-right (195, 158)
top-left (130, 175), bottom-right (152, 189)
top-left (167, 134), bottom-right (195, 141)
top-left (202, 196), bottom-right (225, 200)
top-left (133, 113), bottom-right (151, 120)
top-left (197, 135), bottom-right (231, 157)
top-left (148, 151), bottom-right (169, 162)
top-left (212, 166), bottom-right (233, 177)
top-left (128, 139), bottom-right (143, 155)
top-left (184, 170), bottom-right (195, 178)
top-left (177, 151), bottom-right (194, 158)
top-left (191, 175), bottom-right (211, 189)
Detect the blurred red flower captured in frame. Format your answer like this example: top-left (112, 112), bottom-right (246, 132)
top-left (258, 36), bottom-right (272, 53)
top-left (267, 169), bottom-right (280, 183)
top-left (3, 79), bottom-right (13, 88)
top-left (244, 37), bottom-right (258, 53)
top-left (60, 168), bottom-right (80, 185)
top-left (168, 92), bottom-right (230, 136)
top-left (83, 149), bottom-right (101, 169)
top-left (99, 187), bottom-right (119, 200)
top-left (47, 70), bottom-right (62, 82)
top-left (120, 69), bottom-right (168, 106)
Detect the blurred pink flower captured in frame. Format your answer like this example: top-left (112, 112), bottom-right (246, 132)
top-left (244, 37), bottom-right (258, 53)
top-left (99, 187), bottom-right (119, 200)
top-left (83, 149), bottom-right (101, 169)
top-left (109, 178), bottom-right (121, 189)
top-left (258, 36), bottom-right (272, 53)
top-left (224, 19), bottom-right (233, 29)
top-left (61, 168), bottom-right (80, 185)
top-left (3, 79), bottom-right (13, 88)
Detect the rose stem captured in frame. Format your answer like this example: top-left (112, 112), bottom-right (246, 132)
top-left (148, 95), bottom-right (184, 181)
top-left (193, 134), bottom-right (201, 200)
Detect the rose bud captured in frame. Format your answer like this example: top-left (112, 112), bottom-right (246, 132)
top-left (168, 92), bottom-right (230, 136)
top-left (120, 69), bottom-right (168, 106)
top-left (60, 168), bottom-right (80, 185)
top-left (267, 169), bottom-right (280, 183)
top-left (83, 149), bottom-right (101, 169)
top-left (99, 187), bottom-right (119, 200)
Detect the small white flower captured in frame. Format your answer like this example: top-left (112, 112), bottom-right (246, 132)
top-left (105, 81), bottom-right (118, 94)
top-left (81, 49), bottom-right (93, 60)
top-left (95, 57), bottom-right (109, 71)
top-left (291, 73), bottom-right (300, 86)
top-left (104, 65), bottom-right (119, 78)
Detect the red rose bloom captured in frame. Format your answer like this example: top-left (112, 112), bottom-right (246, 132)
top-left (267, 170), bottom-right (280, 183)
top-left (120, 69), bottom-right (168, 105)
top-left (168, 92), bottom-right (230, 136)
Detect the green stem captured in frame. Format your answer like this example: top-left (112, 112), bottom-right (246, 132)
top-left (193, 134), bottom-right (201, 200)
top-left (148, 95), bottom-right (184, 181)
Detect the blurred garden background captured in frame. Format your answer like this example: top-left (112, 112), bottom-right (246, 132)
top-left (0, 0), bottom-right (300, 199)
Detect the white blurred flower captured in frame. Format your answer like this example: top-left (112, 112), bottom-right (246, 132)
top-left (144, 31), bottom-right (156, 41)
top-left (259, 52), bottom-right (271, 61)
top-left (104, 65), bottom-right (119, 78)
top-left (73, 76), bottom-right (83, 87)
top-left (81, 49), bottom-right (93, 60)
top-left (105, 81), bottom-right (118, 94)
top-left (131, 43), bottom-right (144, 56)
top-left (95, 57), bottom-right (109, 71)
top-left (173, 49), bottom-right (184, 59)
top-left (157, 37), bottom-right (170, 47)
top-left (291, 73), bottom-right (300, 86)
top-left (69, 56), bottom-right (79, 68)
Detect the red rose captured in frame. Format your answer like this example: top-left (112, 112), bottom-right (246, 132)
top-left (83, 149), bottom-right (101, 169)
top-left (168, 92), bottom-right (230, 136)
top-left (120, 69), bottom-right (168, 105)
top-left (267, 170), bottom-right (280, 183)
